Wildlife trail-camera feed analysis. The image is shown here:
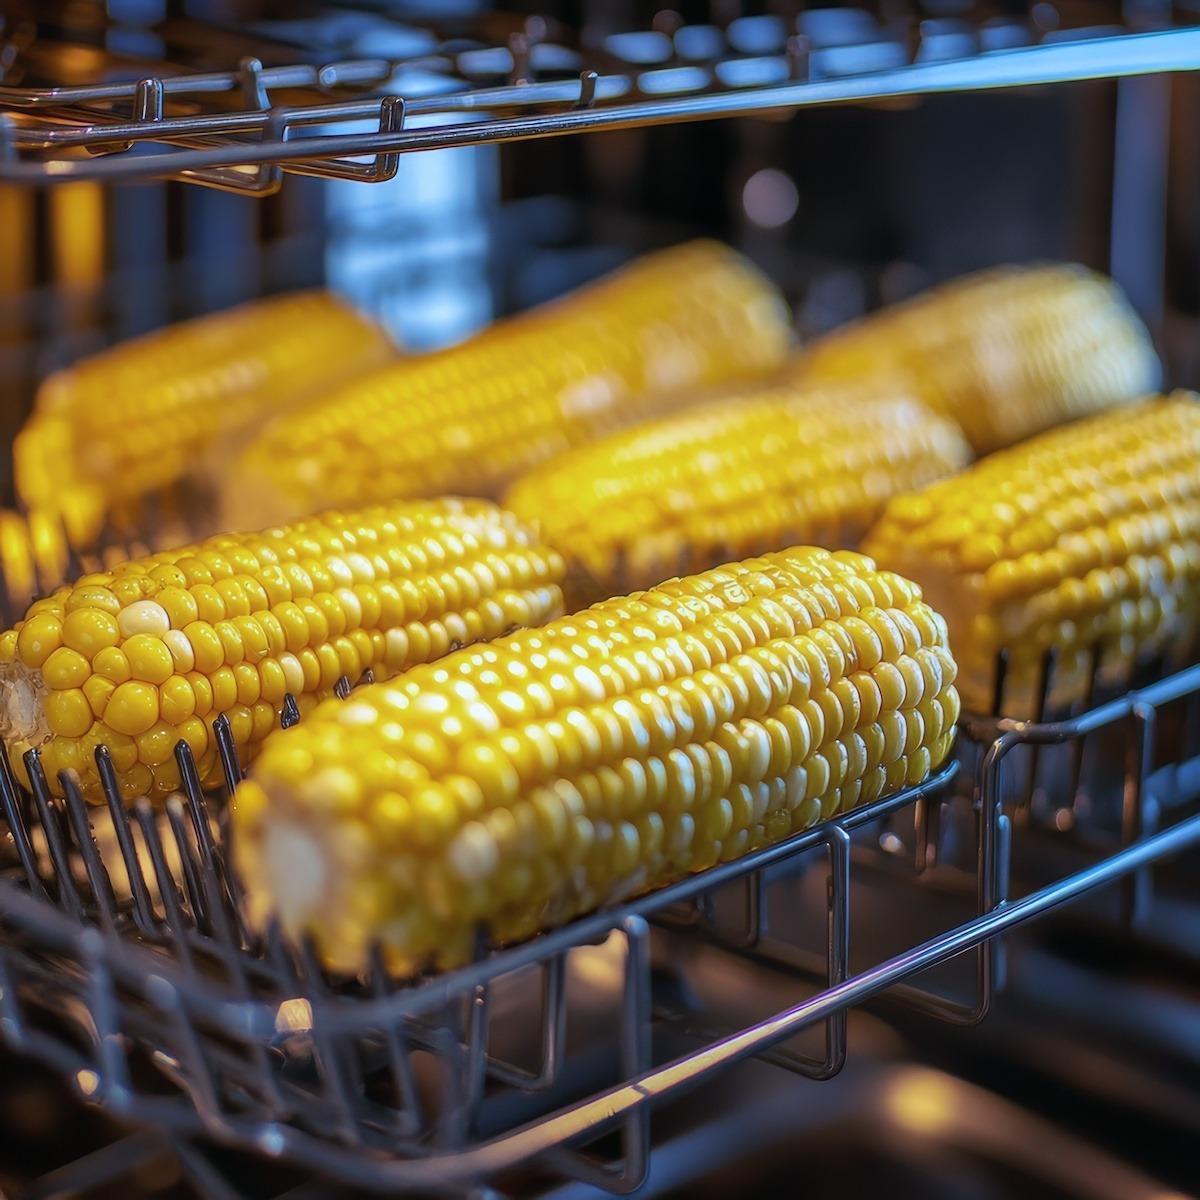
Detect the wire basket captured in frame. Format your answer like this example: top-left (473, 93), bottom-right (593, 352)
top-left (0, 640), bottom-right (1198, 1194)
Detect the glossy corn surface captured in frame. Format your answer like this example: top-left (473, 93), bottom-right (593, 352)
top-left (15, 290), bottom-right (394, 542)
top-left (0, 499), bottom-right (564, 802)
top-left (505, 383), bottom-right (971, 607)
top-left (223, 241), bottom-right (793, 528)
top-left (232, 546), bottom-right (959, 975)
top-left (863, 394), bottom-right (1200, 716)
top-left (795, 265), bottom-right (1159, 454)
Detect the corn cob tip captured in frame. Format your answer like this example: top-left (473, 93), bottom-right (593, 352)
top-left (0, 657), bottom-right (48, 748)
top-left (232, 545), bottom-right (959, 976)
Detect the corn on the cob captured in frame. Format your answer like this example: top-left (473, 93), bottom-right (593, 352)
top-left (231, 546), bottom-right (959, 975)
top-left (222, 241), bottom-right (794, 529)
top-left (505, 383), bottom-right (971, 608)
top-left (0, 499), bottom-right (565, 803)
top-left (862, 394), bottom-right (1200, 717)
top-left (794, 265), bottom-right (1159, 454)
top-left (15, 290), bottom-right (394, 543)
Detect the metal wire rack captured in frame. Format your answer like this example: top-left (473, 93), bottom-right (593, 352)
top-left (0, 642), bottom-right (1198, 1195)
top-left (3, 7), bottom-right (1200, 192)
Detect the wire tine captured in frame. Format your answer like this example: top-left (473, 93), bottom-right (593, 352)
top-left (96, 746), bottom-right (156, 934)
top-left (281, 693), bottom-right (302, 729)
top-left (0, 732), bottom-right (31, 821)
top-left (991, 647), bottom-right (1010, 717)
top-left (822, 825), bottom-right (851, 1078)
top-left (463, 983), bottom-right (490, 1123)
top-left (80, 928), bottom-right (130, 1096)
top-left (134, 799), bottom-right (193, 967)
top-left (164, 795), bottom-right (210, 932)
top-left (575, 69), bottom-right (599, 109)
top-left (172, 802), bottom-right (284, 1114)
top-left (367, 943), bottom-right (423, 1137)
top-left (175, 740), bottom-right (250, 946)
top-left (174, 742), bottom-right (215, 873)
top-left (432, 1020), bottom-right (471, 1150)
top-left (24, 750), bottom-right (84, 919)
top-left (236, 56), bottom-right (270, 110)
top-left (787, 32), bottom-right (811, 81)
top-left (134, 76), bottom-right (164, 122)
top-left (1121, 702), bottom-right (1157, 925)
top-left (542, 952), bottom-right (568, 1090)
top-left (1035, 645), bottom-right (1058, 722)
top-left (212, 713), bottom-right (243, 796)
top-left (153, 977), bottom-right (225, 1129)
top-left (60, 772), bottom-right (120, 925)
top-left (297, 936), bottom-right (363, 1142)
top-left (1065, 642), bottom-right (1104, 807)
top-left (1022, 645), bottom-right (1058, 809)
top-left (177, 793), bottom-right (248, 978)
top-left (617, 915), bottom-right (652, 1191)
top-left (370, 95), bottom-right (403, 183)
top-left (912, 790), bottom-right (931, 874)
top-left (334, 675), bottom-right (352, 701)
top-left (0, 745), bottom-right (47, 899)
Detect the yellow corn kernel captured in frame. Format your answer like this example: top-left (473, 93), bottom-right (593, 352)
top-left (231, 545), bottom-right (959, 975)
top-left (863, 394), bottom-right (1200, 715)
top-left (507, 382), bottom-right (970, 606)
top-left (794, 264), bottom-right (1159, 454)
top-left (0, 498), bottom-right (564, 803)
top-left (223, 241), bottom-right (794, 528)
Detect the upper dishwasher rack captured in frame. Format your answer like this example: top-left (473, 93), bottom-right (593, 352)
top-left (3, 8), bottom-right (1200, 193)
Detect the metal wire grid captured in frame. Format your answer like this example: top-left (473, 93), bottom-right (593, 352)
top-left (3, 10), bottom-right (1200, 192)
top-left (0, 646), bottom-right (1196, 1194)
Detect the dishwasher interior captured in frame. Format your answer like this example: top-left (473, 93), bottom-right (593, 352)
top-left (1, 3), bottom-right (1200, 1198)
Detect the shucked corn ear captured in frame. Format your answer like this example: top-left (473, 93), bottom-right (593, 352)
top-left (863, 394), bottom-right (1200, 717)
top-left (0, 499), bottom-right (564, 803)
top-left (505, 382), bottom-right (971, 607)
top-left (232, 546), bottom-right (959, 975)
top-left (794, 264), bottom-right (1159, 454)
top-left (223, 241), bottom-right (793, 528)
top-left (15, 290), bottom-right (394, 543)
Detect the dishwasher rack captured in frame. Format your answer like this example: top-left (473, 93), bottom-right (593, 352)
top-left (1, 7), bottom-right (1199, 192)
top-left (2, 7), bottom-right (1199, 1193)
top-left (1, 649), bottom-right (1198, 1196)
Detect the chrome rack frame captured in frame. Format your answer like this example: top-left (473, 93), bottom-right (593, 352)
top-left (2, 16), bottom-right (1199, 192)
top-left (0, 646), bottom-right (1198, 1195)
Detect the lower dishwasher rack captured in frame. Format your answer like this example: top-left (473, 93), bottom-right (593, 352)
top-left (1, 660), bottom-right (1199, 1197)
